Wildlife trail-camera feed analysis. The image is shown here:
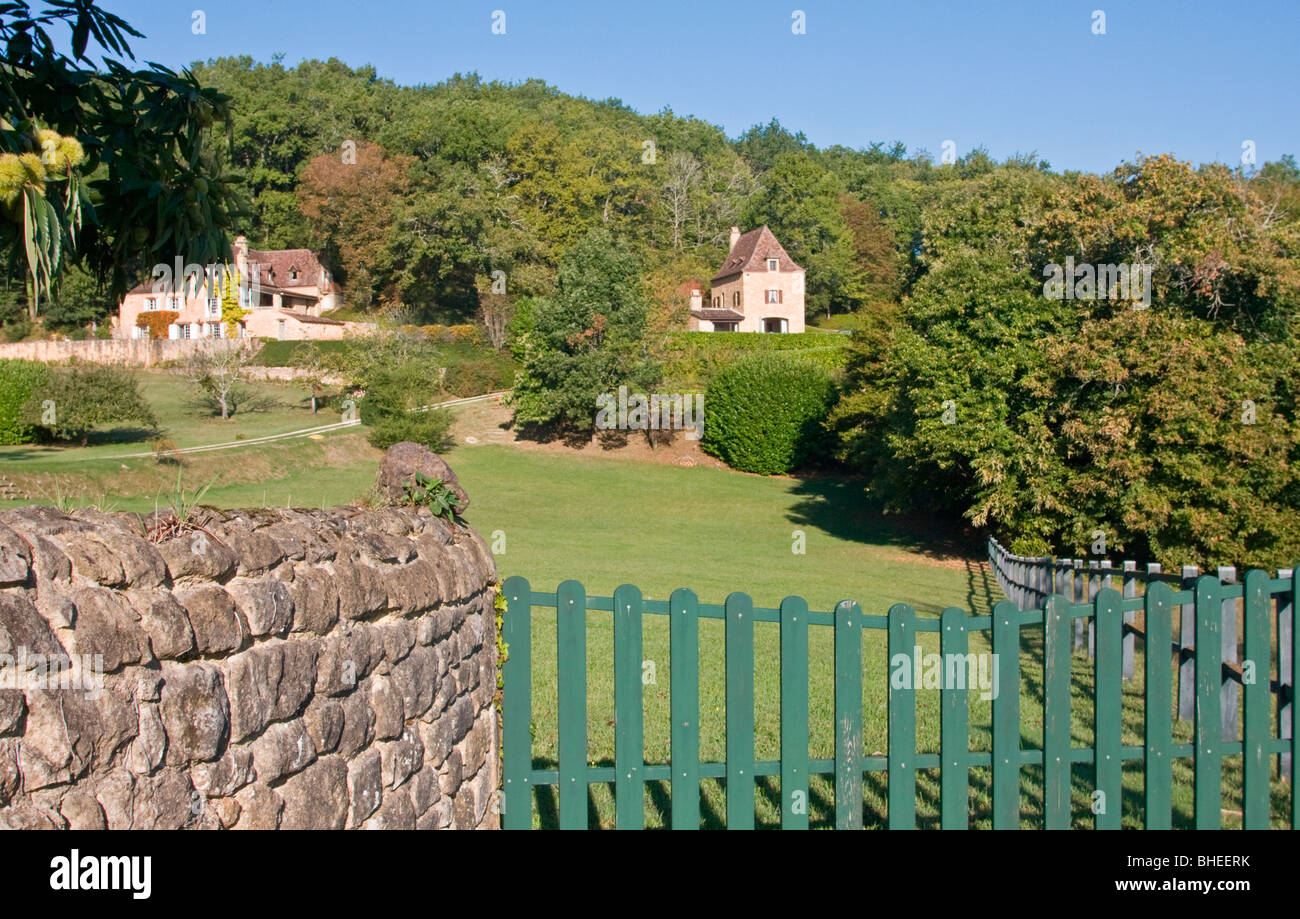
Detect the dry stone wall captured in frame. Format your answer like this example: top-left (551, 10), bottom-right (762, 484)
top-left (0, 501), bottom-right (499, 830)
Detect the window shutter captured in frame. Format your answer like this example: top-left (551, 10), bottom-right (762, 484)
top-left (778, 289), bottom-right (783, 303)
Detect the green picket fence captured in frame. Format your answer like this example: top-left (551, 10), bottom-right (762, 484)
top-left (500, 570), bottom-right (1298, 829)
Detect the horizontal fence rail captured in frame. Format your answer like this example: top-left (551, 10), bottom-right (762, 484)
top-left (988, 536), bottom-right (1295, 773)
top-left (501, 569), bottom-right (1298, 829)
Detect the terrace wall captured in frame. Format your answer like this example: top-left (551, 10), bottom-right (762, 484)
top-left (0, 501), bottom-right (499, 829)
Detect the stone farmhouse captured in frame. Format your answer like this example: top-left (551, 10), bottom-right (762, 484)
top-left (115, 235), bottom-right (351, 341)
top-left (688, 225), bottom-right (806, 333)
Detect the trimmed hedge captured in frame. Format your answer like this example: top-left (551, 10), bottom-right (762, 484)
top-left (657, 330), bottom-right (849, 389)
top-left (701, 352), bottom-right (835, 475)
top-left (0, 359), bottom-right (49, 444)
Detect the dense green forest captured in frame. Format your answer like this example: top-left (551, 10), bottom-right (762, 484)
top-left (180, 55), bottom-right (1006, 323)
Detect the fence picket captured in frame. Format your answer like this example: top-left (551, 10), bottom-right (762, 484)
top-left (1280, 569), bottom-right (1294, 785)
top-left (940, 607), bottom-right (970, 829)
top-left (1290, 566), bottom-right (1299, 827)
top-left (725, 592), bottom-right (755, 829)
top-left (1178, 565), bottom-right (1199, 722)
top-left (557, 579), bottom-right (588, 829)
top-left (1219, 566), bottom-right (1239, 744)
top-left (669, 588), bottom-right (700, 830)
top-left (1241, 570), bottom-right (1270, 829)
top-left (834, 601), bottom-right (863, 829)
top-left (1122, 561), bottom-right (1137, 680)
top-left (780, 596), bottom-right (810, 830)
top-left (1094, 588), bottom-right (1122, 830)
top-left (1143, 582), bottom-right (1174, 829)
top-left (501, 576), bottom-right (533, 830)
top-left (613, 584), bottom-right (644, 829)
top-left (1193, 575), bottom-right (1223, 829)
top-left (887, 603), bottom-right (917, 829)
top-left (1087, 561), bottom-right (1099, 660)
top-left (991, 600), bottom-right (1022, 829)
top-left (1073, 560), bottom-right (1085, 651)
top-left (1044, 595), bottom-right (1073, 829)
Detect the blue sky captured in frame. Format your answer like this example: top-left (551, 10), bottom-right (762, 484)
top-left (95, 0), bottom-right (1299, 173)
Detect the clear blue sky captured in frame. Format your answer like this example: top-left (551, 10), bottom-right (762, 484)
top-left (97, 0), bottom-right (1298, 173)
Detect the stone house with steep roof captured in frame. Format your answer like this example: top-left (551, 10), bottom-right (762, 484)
top-left (688, 225), bottom-right (806, 333)
top-left (115, 235), bottom-right (353, 341)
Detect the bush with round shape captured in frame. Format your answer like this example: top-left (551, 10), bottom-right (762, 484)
top-left (702, 352), bottom-right (835, 474)
top-left (0, 358), bottom-right (48, 444)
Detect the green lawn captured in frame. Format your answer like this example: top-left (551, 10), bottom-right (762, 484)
top-left (1, 397), bottom-right (1285, 830)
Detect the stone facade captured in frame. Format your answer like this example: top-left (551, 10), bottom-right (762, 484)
top-left (0, 497), bottom-right (499, 830)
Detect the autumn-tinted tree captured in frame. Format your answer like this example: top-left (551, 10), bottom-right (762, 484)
top-left (297, 140), bottom-right (414, 309)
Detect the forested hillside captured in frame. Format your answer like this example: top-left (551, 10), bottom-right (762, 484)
top-left (185, 56), bottom-right (974, 322)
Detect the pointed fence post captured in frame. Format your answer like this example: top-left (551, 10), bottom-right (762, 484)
top-left (1122, 561), bottom-right (1137, 680)
top-left (1218, 566), bottom-right (1239, 743)
top-left (1087, 561), bottom-right (1100, 660)
top-left (1178, 565), bottom-right (1199, 722)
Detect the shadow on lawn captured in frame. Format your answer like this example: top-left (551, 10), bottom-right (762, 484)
top-left (783, 476), bottom-right (983, 563)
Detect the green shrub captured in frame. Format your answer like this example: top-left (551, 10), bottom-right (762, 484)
top-left (21, 363), bottom-right (157, 445)
top-left (1, 320), bottom-right (32, 342)
top-left (657, 330), bottom-right (849, 390)
top-left (359, 366), bottom-right (453, 451)
top-left (702, 352), bottom-right (835, 475)
top-left (365, 410), bottom-right (454, 451)
top-left (0, 359), bottom-right (49, 444)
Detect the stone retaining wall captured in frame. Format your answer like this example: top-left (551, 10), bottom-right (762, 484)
top-left (0, 338), bottom-right (258, 367)
top-left (0, 501), bottom-right (499, 829)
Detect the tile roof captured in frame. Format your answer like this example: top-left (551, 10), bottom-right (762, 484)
top-left (690, 308), bottom-right (744, 322)
top-left (278, 311), bottom-right (345, 326)
top-left (124, 242), bottom-right (334, 295)
top-left (248, 247), bottom-right (330, 291)
top-left (711, 225), bottom-right (803, 283)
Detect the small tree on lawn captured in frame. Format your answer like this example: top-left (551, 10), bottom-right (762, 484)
top-left (290, 342), bottom-right (330, 413)
top-left (183, 344), bottom-right (250, 420)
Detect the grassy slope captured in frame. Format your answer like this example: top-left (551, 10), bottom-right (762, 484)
top-left (0, 384), bottom-right (1282, 829)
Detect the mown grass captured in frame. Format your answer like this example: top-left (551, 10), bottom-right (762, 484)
top-left (1, 394), bottom-right (1287, 830)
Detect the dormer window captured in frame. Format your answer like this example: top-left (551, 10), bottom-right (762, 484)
top-left (289, 267), bottom-right (299, 282)
top-left (767, 258), bottom-right (779, 271)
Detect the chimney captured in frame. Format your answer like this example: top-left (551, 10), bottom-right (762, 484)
top-left (689, 287), bottom-right (703, 312)
top-left (729, 226), bottom-right (741, 251)
top-left (233, 234), bottom-right (248, 272)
